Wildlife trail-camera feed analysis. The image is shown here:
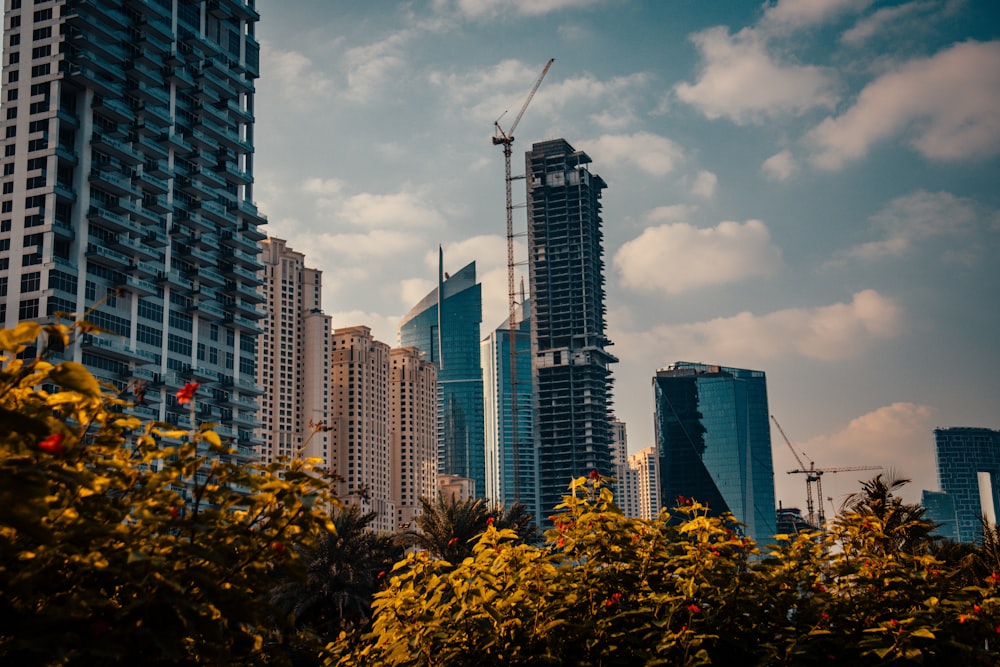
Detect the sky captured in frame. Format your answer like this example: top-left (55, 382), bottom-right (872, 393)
top-left (250, 0), bottom-right (1000, 512)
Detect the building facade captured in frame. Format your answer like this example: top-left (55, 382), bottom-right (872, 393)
top-left (653, 362), bottom-right (776, 547)
top-left (481, 300), bottom-right (536, 520)
top-left (389, 346), bottom-right (438, 530)
top-left (398, 254), bottom-right (486, 497)
top-left (628, 446), bottom-right (661, 520)
top-left (525, 138), bottom-right (617, 519)
top-left (330, 325), bottom-right (393, 533)
top-left (934, 427), bottom-right (1000, 543)
top-left (257, 237), bottom-right (330, 464)
top-left (0, 0), bottom-right (267, 456)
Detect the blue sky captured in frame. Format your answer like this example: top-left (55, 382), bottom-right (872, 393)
top-left (252, 0), bottom-right (1000, 510)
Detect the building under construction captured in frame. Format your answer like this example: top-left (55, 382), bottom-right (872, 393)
top-left (526, 139), bottom-right (617, 519)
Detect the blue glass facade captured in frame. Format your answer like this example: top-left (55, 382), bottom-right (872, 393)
top-left (482, 302), bottom-right (536, 520)
top-left (399, 260), bottom-right (486, 496)
top-left (921, 490), bottom-right (959, 542)
top-left (654, 362), bottom-right (776, 547)
top-left (934, 427), bottom-right (1000, 543)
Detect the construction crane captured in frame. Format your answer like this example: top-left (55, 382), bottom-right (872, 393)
top-left (771, 415), bottom-right (881, 527)
top-left (492, 58), bottom-right (554, 502)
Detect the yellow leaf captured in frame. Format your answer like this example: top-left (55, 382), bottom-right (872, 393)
top-left (200, 430), bottom-right (222, 447)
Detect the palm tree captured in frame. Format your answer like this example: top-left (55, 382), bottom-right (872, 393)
top-left (410, 495), bottom-right (538, 562)
top-left (840, 472), bottom-right (936, 555)
top-left (269, 504), bottom-right (403, 642)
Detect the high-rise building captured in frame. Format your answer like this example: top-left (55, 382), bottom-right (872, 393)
top-left (921, 489), bottom-right (959, 543)
top-left (628, 446), bottom-right (661, 520)
top-left (398, 253), bottom-right (485, 497)
top-left (934, 427), bottom-right (1000, 543)
top-left (330, 326), bottom-right (393, 532)
top-left (257, 237), bottom-right (330, 464)
top-left (481, 300), bottom-right (536, 519)
top-left (608, 418), bottom-right (637, 516)
top-left (653, 362), bottom-right (776, 547)
top-left (0, 0), bottom-right (266, 456)
top-left (525, 138), bottom-right (617, 519)
top-left (389, 346), bottom-right (438, 530)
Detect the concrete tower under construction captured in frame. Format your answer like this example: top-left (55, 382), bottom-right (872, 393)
top-left (525, 138), bottom-right (616, 519)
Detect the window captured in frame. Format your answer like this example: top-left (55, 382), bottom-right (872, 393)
top-left (33, 8), bottom-right (53, 21)
top-left (22, 253), bottom-right (42, 267)
top-left (1, 202), bottom-right (11, 214)
top-left (7, 88), bottom-right (18, 101)
top-left (1, 183), bottom-right (12, 194)
top-left (29, 82), bottom-right (49, 97)
top-left (31, 64), bottom-right (51, 77)
top-left (32, 27), bottom-right (52, 40)
top-left (6, 108), bottom-right (16, 120)
top-left (7, 53), bottom-right (19, 66)
top-left (29, 101), bottom-right (50, 114)
top-left (19, 299), bottom-right (39, 320)
top-left (23, 233), bottom-right (42, 248)
top-left (25, 195), bottom-right (44, 209)
top-left (0, 276), bottom-right (6, 296)
top-left (28, 120), bottom-right (47, 133)
top-left (28, 139), bottom-right (48, 152)
top-left (20, 271), bottom-right (40, 293)
top-left (4, 146), bottom-right (15, 157)
top-left (32, 45), bottom-right (51, 59)
top-left (8, 34), bottom-right (19, 46)
top-left (0, 220), bottom-right (9, 232)
top-left (3, 164), bottom-right (13, 176)
top-left (27, 157), bottom-right (45, 171)
top-left (4, 127), bottom-right (15, 139)
top-left (9, 14), bottom-right (20, 27)
top-left (26, 176), bottom-right (46, 189)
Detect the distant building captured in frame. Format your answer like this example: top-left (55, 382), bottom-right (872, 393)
top-left (389, 346), bottom-right (438, 530)
top-left (653, 362), bottom-right (777, 547)
top-left (330, 326), bottom-right (394, 532)
top-left (629, 446), bottom-right (661, 520)
top-left (0, 0), bottom-right (266, 457)
top-left (609, 419), bottom-right (637, 517)
top-left (934, 427), bottom-right (1000, 543)
top-left (438, 474), bottom-right (475, 502)
top-left (481, 300), bottom-right (536, 520)
top-left (775, 506), bottom-right (813, 534)
top-left (257, 238), bottom-right (331, 465)
top-left (526, 139), bottom-right (617, 520)
top-left (399, 253), bottom-right (486, 497)
top-left (921, 490), bottom-right (959, 543)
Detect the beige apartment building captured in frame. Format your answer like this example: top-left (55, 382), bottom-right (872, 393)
top-left (389, 346), bottom-right (438, 530)
top-left (257, 238), bottom-right (331, 465)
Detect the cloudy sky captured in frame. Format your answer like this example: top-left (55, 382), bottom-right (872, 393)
top-left (252, 0), bottom-right (1000, 511)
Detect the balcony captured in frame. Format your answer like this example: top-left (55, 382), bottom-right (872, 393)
top-left (224, 377), bottom-right (266, 396)
top-left (221, 229), bottom-right (261, 257)
top-left (194, 267), bottom-right (225, 288)
top-left (66, 65), bottom-right (122, 99)
top-left (94, 95), bottom-right (133, 124)
top-left (128, 81), bottom-right (171, 108)
top-left (223, 247), bottom-right (264, 271)
top-left (218, 161), bottom-right (251, 186)
top-left (222, 263), bottom-right (259, 283)
top-left (232, 200), bottom-right (267, 227)
top-left (199, 199), bottom-right (237, 226)
top-left (157, 270), bottom-right (193, 291)
top-left (189, 128), bottom-right (218, 152)
top-left (227, 299), bottom-right (266, 320)
top-left (189, 298), bottom-right (225, 320)
top-left (223, 313), bottom-right (262, 335)
top-left (176, 243), bottom-right (216, 266)
top-left (137, 133), bottom-right (170, 162)
top-left (129, 260), bottom-right (159, 278)
top-left (225, 98), bottom-right (254, 123)
top-left (88, 205), bottom-right (138, 233)
top-left (90, 169), bottom-right (140, 198)
top-left (54, 181), bottom-right (77, 204)
top-left (134, 170), bottom-right (169, 195)
top-left (82, 334), bottom-right (158, 365)
top-left (235, 281), bottom-right (264, 303)
top-left (144, 226), bottom-right (168, 248)
top-left (126, 58), bottom-right (161, 86)
top-left (92, 133), bottom-right (141, 165)
top-left (86, 243), bottom-right (131, 269)
top-left (124, 273), bottom-right (158, 297)
top-left (52, 217), bottom-right (75, 239)
top-left (145, 158), bottom-right (172, 180)
top-left (111, 234), bottom-right (157, 262)
top-left (138, 101), bottom-right (172, 128)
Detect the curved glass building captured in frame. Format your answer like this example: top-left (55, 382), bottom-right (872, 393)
top-left (398, 255), bottom-right (485, 497)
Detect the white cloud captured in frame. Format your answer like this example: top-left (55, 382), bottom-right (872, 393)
top-left (583, 132), bottom-right (685, 177)
top-left (674, 26), bottom-right (839, 124)
top-left (808, 40), bottom-right (1000, 169)
top-left (840, 0), bottom-right (959, 46)
top-left (339, 192), bottom-right (446, 229)
top-left (615, 220), bottom-right (782, 294)
top-left (691, 170), bottom-right (718, 198)
top-left (434, 0), bottom-right (605, 19)
top-left (760, 0), bottom-right (875, 32)
top-left (399, 278), bottom-right (435, 313)
top-left (796, 403), bottom-right (938, 506)
top-left (301, 178), bottom-right (344, 195)
top-left (260, 46), bottom-right (333, 110)
top-left (842, 190), bottom-right (983, 262)
top-left (307, 229), bottom-right (422, 259)
top-left (343, 32), bottom-right (410, 103)
top-left (616, 290), bottom-right (902, 365)
top-left (645, 205), bottom-right (699, 223)
top-left (761, 150), bottom-right (797, 181)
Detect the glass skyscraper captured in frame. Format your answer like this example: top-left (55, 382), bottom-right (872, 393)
top-left (526, 139), bottom-right (617, 520)
top-left (0, 0), bottom-right (266, 456)
top-left (398, 254), bottom-right (485, 496)
top-left (481, 300), bottom-right (536, 520)
top-left (653, 362), bottom-right (776, 547)
top-left (934, 427), bottom-right (1000, 543)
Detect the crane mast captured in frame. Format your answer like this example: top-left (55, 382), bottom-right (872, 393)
top-left (771, 415), bottom-right (881, 527)
top-left (492, 58), bottom-right (553, 502)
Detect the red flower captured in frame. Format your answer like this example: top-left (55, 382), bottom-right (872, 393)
top-left (38, 434), bottom-right (65, 454)
top-left (557, 537), bottom-right (565, 548)
top-left (686, 604), bottom-right (700, 614)
top-left (589, 469), bottom-right (600, 480)
top-left (176, 382), bottom-right (200, 405)
top-left (170, 507), bottom-right (180, 519)
top-left (820, 612), bottom-right (830, 621)
top-left (486, 516), bottom-right (495, 526)
top-left (603, 592), bottom-right (622, 607)
top-left (377, 570), bottom-right (386, 579)
top-left (974, 604), bottom-right (983, 613)
top-left (990, 573), bottom-right (1000, 585)
top-left (447, 537), bottom-right (459, 547)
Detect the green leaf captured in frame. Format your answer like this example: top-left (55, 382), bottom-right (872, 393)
top-left (48, 361), bottom-right (102, 399)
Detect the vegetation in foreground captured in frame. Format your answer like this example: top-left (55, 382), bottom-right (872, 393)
top-left (3, 320), bottom-right (1000, 666)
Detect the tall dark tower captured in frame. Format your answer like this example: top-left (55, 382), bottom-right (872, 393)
top-left (525, 138), bottom-right (617, 519)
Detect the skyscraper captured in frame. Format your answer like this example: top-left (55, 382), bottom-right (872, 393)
top-left (0, 0), bottom-right (266, 456)
top-left (398, 254), bottom-right (485, 497)
top-left (389, 346), bottom-right (438, 530)
top-left (481, 300), bottom-right (535, 519)
top-left (257, 237), bottom-right (330, 464)
top-left (330, 325), bottom-right (393, 533)
top-left (653, 362), bottom-right (776, 547)
top-left (934, 427), bottom-right (1000, 543)
top-left (525, 138), bottom-right (617, 519)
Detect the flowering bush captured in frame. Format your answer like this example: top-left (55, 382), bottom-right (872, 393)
top-left (0, 321), bottom-right (338, 665)
top-left (332, 473), bottom-right (1000, 666)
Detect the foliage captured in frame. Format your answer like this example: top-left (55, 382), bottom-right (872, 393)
top-left (410, 495), bottom-right (536, 563)
top-left (333, 473), bottom-right (1000, 666)
top-left (0, 321), bottom-right (339, 666)
top-left (270, 503), bottom-right (404, 650)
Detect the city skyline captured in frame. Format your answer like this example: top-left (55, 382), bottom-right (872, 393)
top-left (249, 0), bottom-right (1000, 510)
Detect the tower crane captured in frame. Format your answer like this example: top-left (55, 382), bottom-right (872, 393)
top-left (492, 58), bottom-right (553, 501)
top-left (770, 415), bottom-right (881, 527)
